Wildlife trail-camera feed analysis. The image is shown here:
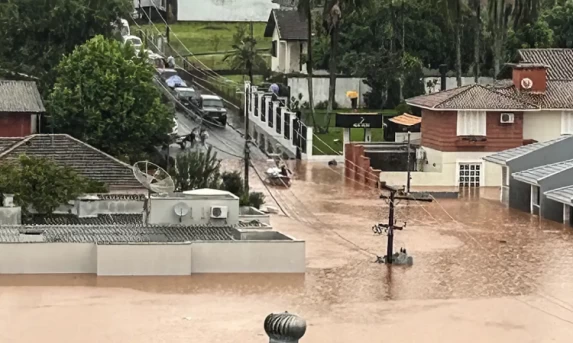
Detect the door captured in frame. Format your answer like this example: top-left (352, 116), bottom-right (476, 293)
top-left (458, 162), bottom-right (482, 188)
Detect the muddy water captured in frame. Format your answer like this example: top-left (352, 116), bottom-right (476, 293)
top-left (2, 162), bottom-right (573, 342)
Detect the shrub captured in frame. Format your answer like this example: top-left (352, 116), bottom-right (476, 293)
top-left (248, 192), bottom-right (265, 209)
top-left (220, 171), bottom-right (244, 197)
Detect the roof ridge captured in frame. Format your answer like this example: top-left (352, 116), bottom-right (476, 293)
top-left (433, 84), bottom-right (475, 108)
top-left (60, 134), bottom-right (134, 170)
top-left (0, 135), bottom-right (36, 158)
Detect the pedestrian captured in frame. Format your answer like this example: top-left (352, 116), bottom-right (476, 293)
top-left (200, 128), bottom-right (209, 145)
top-left (189, 128), bottom-right (198, 149)
top-left (167, 55), bottom-right (175, 68)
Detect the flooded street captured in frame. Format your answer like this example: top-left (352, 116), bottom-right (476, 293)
top-left (2, 161), bottom-right (573, 342)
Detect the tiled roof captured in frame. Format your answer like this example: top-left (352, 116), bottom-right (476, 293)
top-left (0, 134), bottom-right (143, 189)
top-left (519, 49), bottom-right (573, 80)
top-left (27, 214), bottom-right (144, 225)
top-left (406, 84), bottom-right (537, 110)
top-left (545, 185), bottom-right (573, 205)
top-left (492, 80), bottom-right (573, 109)
top-left (388, 113), bottom-right (421, 126)
top-left (264, 9), bottom-right (308, 41)
top-left (512, 159), bottom-right (573, 185)
top-left (0, 137), bottom-right (23, 153)
top-left (483, 135), bottom-right (573, 165)
top-left (0, 81), bottom-right (45, 112)
top-left (0, 225), bottom-right (236, 243)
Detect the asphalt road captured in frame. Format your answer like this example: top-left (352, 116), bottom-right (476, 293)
top-left (171, 110), bottom-right (266, 161)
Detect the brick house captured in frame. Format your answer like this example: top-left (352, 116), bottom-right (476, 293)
top-left (396, 49), bottom-right (573, 188)
top-left (0, 81), bottom-right (45, 137)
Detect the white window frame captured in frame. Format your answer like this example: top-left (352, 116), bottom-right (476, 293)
top-left (561, 111), bottom-right (573, 135)
top-left (530, 185), bottom-right (541, 214)
top-left (455, 160), bottom-right (484, 188)
top-left (457, 110), bottom-right (487, 136)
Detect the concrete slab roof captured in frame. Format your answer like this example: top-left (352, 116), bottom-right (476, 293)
top-left (545, 185), bottom-right (573, 205)
top-left (483, 135), bottom-right (573, 165)
top-left (512, 159), bottom-right (573, 185)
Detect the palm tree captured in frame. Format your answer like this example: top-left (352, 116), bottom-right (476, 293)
top-left (297, 0), bottom-right (318, 129)
top-left (445, 0), bottom-right (463, 87)
top-left (223, 36), bottom-right (267, 86)
top-left (322, 0), bottom-right (343, 130)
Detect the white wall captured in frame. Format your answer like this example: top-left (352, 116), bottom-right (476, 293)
top-left (177, 0), bottom-right (279, 22)
top-left (97, 244), bottom-right (192, 276)
top-left (271, 29), bottom-right (281, 72)
top-left (148, 197), bottom-right (239, 225)
top-left (523, 111), bottom-right (562, 142)
top-left (0, 240), bottom-right (306, 275)
top-left (423, 77), bottom-right (494, 94)
top-left (287, 77), bottom-right (372, 108)
top-left (191, 241), bottom-right (305, 273)
top-left (0, 244), bottom-right (96, 274)
top-left (379, 147), bottom-right (502, 187)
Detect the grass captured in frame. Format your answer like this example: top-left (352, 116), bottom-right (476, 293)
top-left (133, 22), bottom-right (271, 70)
top-left (303, 109), bottom-right (398, 156)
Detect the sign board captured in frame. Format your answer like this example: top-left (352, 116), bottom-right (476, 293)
top-left (335, 113), bottom-right (383, 128)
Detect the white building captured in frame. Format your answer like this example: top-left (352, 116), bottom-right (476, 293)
top-left (0, 189), bottom-right (305, 275)
top-left (264, 9), bottom-right (308, 74)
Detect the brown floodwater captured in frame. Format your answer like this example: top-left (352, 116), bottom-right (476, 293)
top-left (2, 161), bottom-right (573, 342)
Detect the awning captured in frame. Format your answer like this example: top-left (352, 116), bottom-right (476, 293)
top-left (388, 113), bottom-right (421, 126)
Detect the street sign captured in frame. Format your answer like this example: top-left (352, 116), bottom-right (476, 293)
top-left (335, 112), bottom-right (383, 128)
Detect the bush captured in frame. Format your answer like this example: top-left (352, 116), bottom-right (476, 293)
top-left (220, 171), bottom-right (244, 197)
top-left (315, 100), bottom-right (339, 110)
top-left (395, 101), bottom-right (412, 115)
top-left (239, 191), bottom-right (265, 209)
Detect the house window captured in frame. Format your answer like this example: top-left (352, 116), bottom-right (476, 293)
top-left (458, 162), bottom-right (481, 188)
top-left (271, 41), bottom-right (278, 58)
top-left (561, 111), bottom-right (573, 134)
top-left (457, 111), bottom-right (486, 136)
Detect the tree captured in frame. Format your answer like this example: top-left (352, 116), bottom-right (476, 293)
top-left (298, 0), bottom-right (318, 129)
top-left (172, 147), bottom-right (222, 191)
top-left (322, 0), bottom-right (343, 130)
top-left (440, 0), bottom-right (463, 86)
top-left (0, 0), bottom-right (132, 91)
top-left (0, 155), bottom-right (107, 216)
top-left (47, 35), bottom-right (173, 161)
top-left (471, 0), bottom-right (482, 82)
top-left (223, 31), bottom-right (267, 86)
top-left (489, 0), bottom-right (513, 77)
top-left (220, 171), bottom-right (244, 198)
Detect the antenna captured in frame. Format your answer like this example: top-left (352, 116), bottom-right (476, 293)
top-left (132, 161), bottom-right (175, 194)
top-left (173, 202), bottom-right (190, 223)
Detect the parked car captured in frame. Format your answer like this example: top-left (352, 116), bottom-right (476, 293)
top-left (174, 87), bottom-right (199, 110)
top-left (199, 94), bottom-right (227, 126)
top-left (156, 68), bottom-right (179, 82)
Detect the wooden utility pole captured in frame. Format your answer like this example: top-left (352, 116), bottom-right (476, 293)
top-left (378, 184), bottom-right (404, 264)
top-left (295, 111), bottom-right (302, 160)
top-left (243, 21), bottom-right (255, 193)
top-left (166, 2), bottom-right (170, 45)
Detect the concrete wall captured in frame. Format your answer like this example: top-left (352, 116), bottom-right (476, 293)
top-left (523, 111), bottom-right (562, 142)
top-left (287, 77), bottom-right (372, 109)
top-left (191, 241), bottom-right (305, 273)
top-left (423, 77), bottom-right (494, 94)
top-left (148, 197), bottom-right (239, 225)
top-left (177, 0), bottom-right (279, 22)
top-left (0, 207), bottom-right (21, 225)
top-left (0, 244), bottom-right (96, 274)
top-left (97, 244), bottom-right (192, 276)
top-left (0, 241), bottom-right (305, 275)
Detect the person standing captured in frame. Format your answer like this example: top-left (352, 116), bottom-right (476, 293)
top-left (200, 128), bottom-right (209, 146)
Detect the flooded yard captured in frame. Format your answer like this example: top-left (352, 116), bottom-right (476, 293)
top-left (1, 161), bottom-right (573, 342)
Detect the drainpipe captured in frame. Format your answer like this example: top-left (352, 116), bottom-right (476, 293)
top-left (439, 64), bottom-right (447, 91)
top-left (264, 312), bottom-right (306, 343)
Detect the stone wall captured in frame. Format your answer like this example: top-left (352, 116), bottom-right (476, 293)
top-left (344, 143), bottom-right (381, 188)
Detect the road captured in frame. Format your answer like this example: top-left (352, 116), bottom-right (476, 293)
top-left (170, 109), bottom-right (266, 161)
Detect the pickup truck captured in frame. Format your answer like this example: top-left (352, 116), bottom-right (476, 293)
top-left (199, 94), bottom-right (227, 126)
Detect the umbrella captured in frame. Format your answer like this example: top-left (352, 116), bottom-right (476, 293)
top-left (346, 90), bottom-right (358, 99)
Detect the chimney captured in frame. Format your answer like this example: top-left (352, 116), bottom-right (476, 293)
top-left (264, 312), bottom-right (307, 343)
top-left (512, 63), bottom-right (548, 93)
top-left (439, 64), bottom-right (448, 91)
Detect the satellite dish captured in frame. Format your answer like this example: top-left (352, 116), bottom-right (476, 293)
top-left (133, 161), bottom-right (175, 194)
top-left (173, 202), bottom-right (190, 217)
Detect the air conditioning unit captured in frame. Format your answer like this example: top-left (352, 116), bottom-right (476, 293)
top-left (210, 206), bottom-right (228, 219)
top-left (500, 113), bottom-right (514, 124)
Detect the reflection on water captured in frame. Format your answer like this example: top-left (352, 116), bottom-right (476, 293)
top-left (3, 162), bottom-right (573, 342)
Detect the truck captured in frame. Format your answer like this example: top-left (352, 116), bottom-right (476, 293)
top-left (198, 94), bottom-right (227, 126)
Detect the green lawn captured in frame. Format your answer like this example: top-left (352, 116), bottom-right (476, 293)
top-left (133, 22), bottom-right (271, 70)
top-left (304, 109), bottom-right (397, 156)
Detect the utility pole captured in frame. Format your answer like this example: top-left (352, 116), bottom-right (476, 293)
top-left (378, 184), bottom-right (404, 264)
top-left (295, 111), bottom-right (302, 160)
top-left (165, 1), bottom-right (170, 45)
top-left (406, 130), bottom-right (411, 193)
top-left (243, 20), bottom-right (254, 193)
